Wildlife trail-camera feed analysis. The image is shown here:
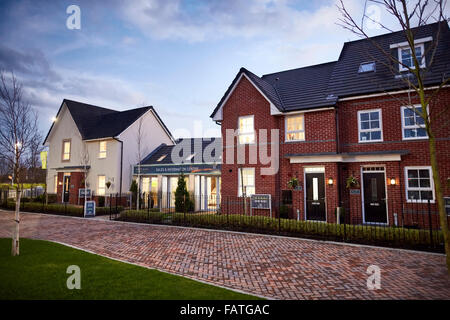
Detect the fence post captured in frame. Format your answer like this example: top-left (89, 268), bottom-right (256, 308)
top-left (427, 199), bottom-right (433, 247)
top-left (184, 193), bottom-right (186, 224)
top-left (278, 200), bottom-right (281, 234)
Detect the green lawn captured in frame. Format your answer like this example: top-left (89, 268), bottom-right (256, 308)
top-left (0, 238), bottom-right (261, 300)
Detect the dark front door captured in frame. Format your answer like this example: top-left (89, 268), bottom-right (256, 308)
top-left (363, 172), bottom-right (387, 223)
top-left (63, 176), bottom-right (70, 203)
top-left (305, 172), bottom-right (326, 221)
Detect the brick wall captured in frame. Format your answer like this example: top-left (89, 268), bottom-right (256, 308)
top-left (219, 74), bottom-right (450, 225)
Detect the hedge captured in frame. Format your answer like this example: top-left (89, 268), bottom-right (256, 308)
top-left (118, 210), bottom-right (444, 251)
top-left (1, 201), bottom-right (123, 217)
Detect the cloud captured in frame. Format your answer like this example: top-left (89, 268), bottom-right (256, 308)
top-left (0, 45), bottom-right (149, 132)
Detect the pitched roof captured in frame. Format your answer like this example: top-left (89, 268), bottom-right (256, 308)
top-left (327, 21), bottom-right (450, 98)
top-left (211, 21), bottom-right (450, 118)
top-left (262, 62), bottom-right (338, 111)
top-left (140, 138), bottom-right (222, 165)
top-left (44, 99), bottom-right (174, 143)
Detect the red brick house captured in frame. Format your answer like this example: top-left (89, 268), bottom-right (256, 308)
top-left (210, 22), bottom-right (450, 228)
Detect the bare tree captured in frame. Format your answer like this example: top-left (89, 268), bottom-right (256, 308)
top-left (135, 117), bottom-right (146, 210)
top-left (26, 133), bottom-right (44, 198)
top-left (0, 71), bottom-right (41, 256)
top-left (337, 0), bottom-right (450, 273)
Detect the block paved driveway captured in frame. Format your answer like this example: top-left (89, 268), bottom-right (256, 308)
top-left (1, 210), bottom-right (449, 300)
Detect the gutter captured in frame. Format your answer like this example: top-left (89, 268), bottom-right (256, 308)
top-left (113, 137), bottom-right (123, 196)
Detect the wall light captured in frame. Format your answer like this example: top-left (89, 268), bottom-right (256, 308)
top-left (389, 178), bottom-right (396, 185)
top-left (327, 177), bottom-right (334, 185)
top-left (51, 116), bottom-right (57, 122)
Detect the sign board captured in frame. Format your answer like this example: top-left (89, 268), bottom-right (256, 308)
top-left (250, 194), bottom-right (272, 218)
top-left (79, 188), bottom-right (92, 197)
top-left (84, 200), bottom-right (96, 217)
top-left (350, 189), bottom-right (360, 195)
top-left (133, 164), bottom-right (221, 175)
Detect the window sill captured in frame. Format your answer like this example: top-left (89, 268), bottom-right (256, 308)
top-left (358, 139), bottom-right (383, 144)
top-left (402, 136), bottom-right (428, 141)
top-left (406, 200), bottom-right (435, 204)
top-left (284, 139), bottom-right (306, 143)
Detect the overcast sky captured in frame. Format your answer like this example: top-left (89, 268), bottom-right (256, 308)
top-left (0, 0), bottom-right (447, 139)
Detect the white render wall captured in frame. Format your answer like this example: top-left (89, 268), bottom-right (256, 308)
top-left (118, 109), bottom-right (174, 193)
top-left (46, 103), bottom-right (173, 196)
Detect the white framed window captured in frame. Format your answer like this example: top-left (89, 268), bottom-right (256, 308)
top-left (285, 114), bottom-right (305, 141)
top-left (54, 175), bottom-right (58, 193)
top-left (238, 168), bottom-right (255, 196)
top-left (99, 141), bottom-right (107, 158)
top-left (358, 109), bottom-right (383, 142)
top-left (401, 105), bottom-right (428, 140)
top-left (404, 166), bottom-right (434, 203)
top-left (97, 175), bottom-right (106, 196)
top-left (398, 44), bottom-right (425, 71)
top-left (238, 115), bottom-right (255, 144)
top-left (62, 140), bottom-right (71, 161)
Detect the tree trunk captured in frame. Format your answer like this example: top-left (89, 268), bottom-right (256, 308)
top-left (428, 134), bottom-right (450, 275)
top-left (11, 189), bottom-right (21, 256)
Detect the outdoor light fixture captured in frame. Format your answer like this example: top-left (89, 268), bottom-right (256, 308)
top-left (51, 116), bottom-right (57, 122)
top-left (327, 178), bottom-right (334, 185)
top-left (390, 178), bottom-right (396, 185)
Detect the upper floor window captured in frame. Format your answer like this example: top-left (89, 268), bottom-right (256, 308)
top-left (358, 109), bottom-right (382, 142)
top-left (401, 106), bottom-right (428, 140)
top-left (398, 44), bottom-right (425, 71)
top-left (358, 61), bottom-right (376, 73)
top-left (405, 166), bottom-right (434, 203)
top-left (99, 141), bottom-right (107, 158)
top-left (285, 114), bottom-right (305, 141)
top-left (62, 140), bottom-right (71, 161)
top-left (238, 115), bottom-right (255, 144)
top-left (238, 168), bottom-right (255, 196)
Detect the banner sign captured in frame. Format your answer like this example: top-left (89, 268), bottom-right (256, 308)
top-left (84, 200), bottom-right (96, 217)
top-left (134, 164), bottom-right (221, 175)
top-left (40, 151), bottom-right (47, 169)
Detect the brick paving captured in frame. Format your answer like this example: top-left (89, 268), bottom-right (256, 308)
top-left (0, 210), bottom-right (449, 300)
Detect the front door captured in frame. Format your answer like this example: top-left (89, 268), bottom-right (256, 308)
top-left (305, 172), bottom-right (326, 221)
top-left (63, 175), bottom-right (70, 203)
top-left (362, 171), bottom-right (387, 224)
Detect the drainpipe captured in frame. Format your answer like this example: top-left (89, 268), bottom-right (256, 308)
top-left (335, 108), bottom-right (342, 205)
top-left (113, 137), bottom-right (123, 196)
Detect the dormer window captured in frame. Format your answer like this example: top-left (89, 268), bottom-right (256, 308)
top-left (358, 62), bottom-right (375, 73)
top-left (398, 44), bottom-right (425, 71)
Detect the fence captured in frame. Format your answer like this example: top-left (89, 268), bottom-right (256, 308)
top-left (114, 192), bottom-right (450, 253)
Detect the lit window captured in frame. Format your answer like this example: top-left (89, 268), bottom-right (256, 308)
top-left (358, 109), bottom-right (382, 142)
top-left (62, 140), bottom-right (71, 161)
top-left (358, 62), bottom-right (376, 73)
top-left (54, 176), bottom-right (58, 193)
top-left (238, 168), bottom-right (255, 196)
top-left (398, 44), bottom-right (425, 71)
top-left (99, 141), bottom-right (107, 158)
top-left (285, 115), bottom-right (305, 141)
top-left (97, 175), bottom-right (106, 196)
top-left (405, 167), bottom-right (434, 202)
top-left (157, 155), bottom-right (167, 162)
top-left (238, 115), bottom-right (255, 144)
top-left (401, 106), bottom-right (428, 140)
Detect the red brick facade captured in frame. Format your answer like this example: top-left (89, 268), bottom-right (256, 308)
top-left (219, 76), bottom-right (450, 228)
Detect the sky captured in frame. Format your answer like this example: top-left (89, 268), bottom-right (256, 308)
top-left (0, 0), bottom-right (446, 140)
